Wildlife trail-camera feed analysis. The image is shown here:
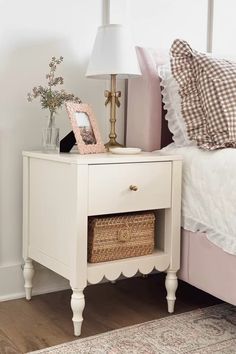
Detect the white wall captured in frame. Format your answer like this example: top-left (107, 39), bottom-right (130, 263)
top-left (0, 0), bottom-right (109, 300)
top-left (212, 0), bottom-right (236, 54)
top-left (110, 0), bottom-right (208, 51)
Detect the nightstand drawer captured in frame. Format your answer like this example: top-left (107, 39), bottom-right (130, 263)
top-left (88, 162), bottom-right (172, 215)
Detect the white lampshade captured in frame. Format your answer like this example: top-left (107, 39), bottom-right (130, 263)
top-left (86, 24), bottom-right (141, 79)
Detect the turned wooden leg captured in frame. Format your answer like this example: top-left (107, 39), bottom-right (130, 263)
top-left (165, 270), bottom-right (178, 313)
top-left (71, 289), bottom-right (85, 336)
top-left (23, 258), bottom-right (35, 300)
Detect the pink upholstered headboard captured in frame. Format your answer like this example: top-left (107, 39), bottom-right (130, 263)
top-left (126, 47), bottom-right (172, 151)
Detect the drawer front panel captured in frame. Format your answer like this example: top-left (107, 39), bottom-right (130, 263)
top-left (88, 162), bottom-right (172, 215)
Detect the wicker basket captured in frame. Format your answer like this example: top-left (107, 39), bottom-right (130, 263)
top-left (88, 212), bottom-right (155, 263)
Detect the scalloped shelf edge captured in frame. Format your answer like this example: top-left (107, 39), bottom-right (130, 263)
top-left (87, 250), bottom-right (170, 285)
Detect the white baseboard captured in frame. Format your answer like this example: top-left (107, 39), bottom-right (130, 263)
top-left (0, 263), bottom-right (159, 302)
top-left (0, 262), bottom-right (70, 302)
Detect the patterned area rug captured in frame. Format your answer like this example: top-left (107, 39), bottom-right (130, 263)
top-left (29, 304), bottom-right (236, 354)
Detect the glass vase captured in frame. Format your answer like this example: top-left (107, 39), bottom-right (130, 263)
top-left (42, 115), bottom-right (59, 153)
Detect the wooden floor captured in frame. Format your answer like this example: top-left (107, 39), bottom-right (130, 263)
top-left (0, 274), bottom-right (221, 354)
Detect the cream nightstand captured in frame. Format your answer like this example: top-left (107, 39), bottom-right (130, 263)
top-left (22, 151), bottom-right (182, 336)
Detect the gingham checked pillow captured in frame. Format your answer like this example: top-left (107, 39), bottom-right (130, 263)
top-left (170, 39), bottom-right (236, 150)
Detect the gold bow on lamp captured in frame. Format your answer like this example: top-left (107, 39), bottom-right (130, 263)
top-left (104, 79), bottom-right (122, 148)
top-left (104, 89), bottom-right (121, 107)
top-left (86, 24), bottom-right (141, 150)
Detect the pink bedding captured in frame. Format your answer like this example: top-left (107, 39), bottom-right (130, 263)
top-left (126, 47), bottom-right (164, 151)
top-left (180, 229), bottom-right (236, 305)
top-left (126, 46), bottom-right (236, 305)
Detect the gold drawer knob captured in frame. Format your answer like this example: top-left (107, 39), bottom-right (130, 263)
top-left (129, 185), bottom-right (138, 191)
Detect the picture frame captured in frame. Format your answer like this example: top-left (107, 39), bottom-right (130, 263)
top-left (66, 102), bottom-right (106, 154)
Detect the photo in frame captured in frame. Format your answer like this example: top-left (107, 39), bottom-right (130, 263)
top-left (65, 102), bottom-right (106, 154)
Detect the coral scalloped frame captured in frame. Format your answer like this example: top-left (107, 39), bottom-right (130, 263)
top-left (66, 102), bottom-right (106, 154)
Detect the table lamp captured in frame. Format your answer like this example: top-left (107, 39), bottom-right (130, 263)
top-left (86, 24), bottom-right (141, 149)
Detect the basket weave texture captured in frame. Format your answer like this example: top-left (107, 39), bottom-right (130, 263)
top-left (88, 212), bottom-right (155, 263)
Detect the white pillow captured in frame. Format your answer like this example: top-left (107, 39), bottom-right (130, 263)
top-left (158, 64), bottom-right (193, 147)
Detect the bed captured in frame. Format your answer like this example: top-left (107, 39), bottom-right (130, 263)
top-left (126, 46), bottom-right (236, 306)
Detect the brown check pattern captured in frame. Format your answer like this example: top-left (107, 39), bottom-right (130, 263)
top-left (170, 39), bottom-right (236, 150)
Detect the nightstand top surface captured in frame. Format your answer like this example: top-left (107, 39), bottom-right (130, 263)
top-left (22, 151), bottom-right (182, 164)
